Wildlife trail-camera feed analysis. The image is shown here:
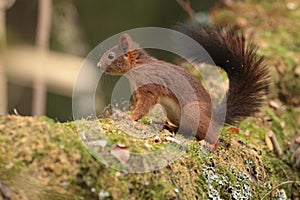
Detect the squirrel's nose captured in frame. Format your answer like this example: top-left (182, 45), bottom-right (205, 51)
top-left (97, 61), bottom-right (106, 73)
top-left (97, 61), bottom-right (101, 68)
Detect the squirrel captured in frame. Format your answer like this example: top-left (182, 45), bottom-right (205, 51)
top-left (97, 24), bottom-right (269, 146)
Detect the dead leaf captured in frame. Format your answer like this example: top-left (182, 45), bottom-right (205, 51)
top-left (244, 130), bottom-right (250, 136)
top-left (144, 143), bottom-right (153, 150)
top-left (287, 2), bottom-right (297, 10)
top-left (111, 145), bottom-right (130, 164)
top-left (86, 140), bottom-right (107, 148)
top-left (269, 100), bottom-right (280, 109)
top-left (165, 136), bottom-right (181, 144)
top-left (80, 132), bottom-right (87, 141)
top-left (0, 181), bottom-right (12, 200)
top-left (227, 127), bottom-right (239, 134)
top-left (115, 172), bottom-right (122, 178)
top-left (236, 17), bottom-right (247, 27)
top-left (267, 131), bottom-right (273, 137)
top-left (280, 121), bottom-right (286, 128)
top-left (199, 140), bottom-right (218, 152)
top-left (295, 136), bottom-right (300, 144)
top-left (58, 154), bottom-right (68, 164)
top-left (116, 143), bottom-right (128, 149)
top-left (154, 135), bottom-right (161, 143)
top-left (5, 162), bottom-right (14, 169)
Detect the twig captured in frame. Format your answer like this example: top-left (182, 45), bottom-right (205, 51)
top-left (261, 180), bottom-right (300, 200)
top-left (273, 62), bottom-right (283, 76)
top-left (185, 0), bottom-right (192, 21)
top-left (36, 0), bottom-right (52, 49)
top-left (176, 0), bottom-right (195, 21)
top-left (13, 108), bottom-right (19, 115)
top-left (274, 162), bottom-right (289, 180)
top-left (268, 131), bottom-right (283, 156)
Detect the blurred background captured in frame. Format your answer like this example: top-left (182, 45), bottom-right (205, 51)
top-left (0, 0), bottom-right (218, 122)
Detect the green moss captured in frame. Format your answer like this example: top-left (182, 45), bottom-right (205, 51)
top-left (1, 115), bottom-right (288, 199)
top-left (239, 119), bottom-right (267, 142)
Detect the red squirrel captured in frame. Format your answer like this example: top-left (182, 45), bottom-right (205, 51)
top-left (97, 24), bottom-right (269, 145)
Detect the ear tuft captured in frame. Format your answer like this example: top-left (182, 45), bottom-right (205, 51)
top-left (119, 34), bottom-right (133, 53)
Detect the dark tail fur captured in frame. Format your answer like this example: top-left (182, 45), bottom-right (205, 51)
top-left (177, 24), bottom-right (269, 125)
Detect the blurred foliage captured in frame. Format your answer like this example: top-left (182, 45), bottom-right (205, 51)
top-left (71, 0), bottom-right (215, 47)
top-left (210, 0), bottom-right (300, 106)
top-left (5, 0), bottom-right (217, 121)
top-left (7, 0), bottom-right (216, 48)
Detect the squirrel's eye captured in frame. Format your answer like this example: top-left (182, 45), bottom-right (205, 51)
top-left (107, 52), bottom-right (115, 60)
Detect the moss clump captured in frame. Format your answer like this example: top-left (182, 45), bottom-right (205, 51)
top-left (2, 114), bottom-right (298, 199)
top-left (210, 1), bottom-right (300, 197)
top-left (211, 0), bottom-right (300, 106)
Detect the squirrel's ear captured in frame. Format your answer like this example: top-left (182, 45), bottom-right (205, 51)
top-left (119, 34), bottom-right (133, 53)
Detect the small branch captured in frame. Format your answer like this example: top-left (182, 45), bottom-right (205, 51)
top-left (185, 0), bottom-right (192, 21)
top-left (261, 181), bottom-right (300, 200)
top-left (274, 162), bottom-right (289, 180)
top-left (268, 131), bottom-right (283, 156)
top-left (36, 0), bottom-right (52, 49)
top-left (176, 0), bottom-right (195, 21)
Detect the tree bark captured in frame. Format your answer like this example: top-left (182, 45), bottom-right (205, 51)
top-left (0, 3), bottom-right (7, 115)
top-left (32, 0), bottom-right (52, 116)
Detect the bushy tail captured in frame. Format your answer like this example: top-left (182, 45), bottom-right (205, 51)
top-left (177, 24), bottom-right (269, 124)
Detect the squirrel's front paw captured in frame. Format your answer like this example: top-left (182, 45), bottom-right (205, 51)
top-left (199, 140), bottom-right (218, 152)
top-left (131, 113), bottom-right (141, 121)
top-left (131, 109), bottom-right (147, 121)
top-left (111, 109), bottom-right (131, 121)
top-left (163, 122), bottom-right (178, 132)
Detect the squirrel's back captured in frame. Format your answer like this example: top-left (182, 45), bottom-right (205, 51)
top-left (177, 24), bottom-right (269, 125)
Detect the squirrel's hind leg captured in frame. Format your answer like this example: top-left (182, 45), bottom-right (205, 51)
top-left (131, 86), bottom-right (159, 121)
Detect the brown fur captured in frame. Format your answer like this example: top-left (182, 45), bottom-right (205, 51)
top-left (97, 26), bottom-right (269, 145)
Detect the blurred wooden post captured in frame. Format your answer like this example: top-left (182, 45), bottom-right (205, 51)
top-left (32, 0), bottom-right (52, 116)
top-left (0, 1), bottom-right (9, 115)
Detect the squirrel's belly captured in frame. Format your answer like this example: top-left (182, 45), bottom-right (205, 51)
top-left (158, 96), bottom-right (180, 125)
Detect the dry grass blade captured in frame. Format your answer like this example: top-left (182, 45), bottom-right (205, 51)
top-left (261, 181), bottom-right (300, 200)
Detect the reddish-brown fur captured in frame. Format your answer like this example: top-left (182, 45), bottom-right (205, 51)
top-left (97, 25), bottom-right (269, 145)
